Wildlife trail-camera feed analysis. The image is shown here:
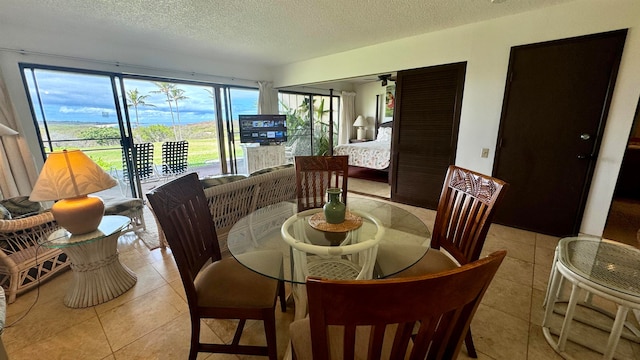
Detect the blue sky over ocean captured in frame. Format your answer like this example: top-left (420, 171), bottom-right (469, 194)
top-left (27, 69), bottom-right (259, 126)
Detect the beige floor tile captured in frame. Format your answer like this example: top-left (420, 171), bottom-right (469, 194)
top-left (527, 323), bottom-right (564, 360)
top-left (3, 294), bottom-right (96, 353)
top-left (99, 284), bottom-right (188, 351)
top-left (483, 233), bottom-right (535, 263)
top-left (493, 255), bottom-right (534, 287)
top-left (114, 312), bottom-right (221, 360)
top-left (482, 276), bottom-right (532, 322)
top-left (534, 244), bottom-right (556, 269)
top-left (533, 263), bottom-right (552, 292)
top-left (470, 304), bottom-right (530, 359)
top-left (93, 262), bottom-right (170, 315)
top-left (8, 317), bottom-right (112, 360)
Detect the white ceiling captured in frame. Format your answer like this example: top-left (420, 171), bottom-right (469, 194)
top-left (0, 0), bottom-right (576, 68)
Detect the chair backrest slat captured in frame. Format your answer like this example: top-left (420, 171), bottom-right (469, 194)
top-left (432, 165), bottom-right (508, 265)
top-left (304, 250), bottom-right (507, 360)
top-left (295, 156), bottom-right (349, 212)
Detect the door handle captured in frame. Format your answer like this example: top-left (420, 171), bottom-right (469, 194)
top-left (577, 154), bottom-right (594, 160)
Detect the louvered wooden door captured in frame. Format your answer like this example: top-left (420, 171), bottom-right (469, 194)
top-left (391, 63), bottom-right (466, 209)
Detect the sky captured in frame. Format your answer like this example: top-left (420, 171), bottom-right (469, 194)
top-left (25, 68), bottom-right (260, 126)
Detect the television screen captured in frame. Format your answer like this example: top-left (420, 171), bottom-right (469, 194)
top-left (239, 114), bottom-right (287, 145)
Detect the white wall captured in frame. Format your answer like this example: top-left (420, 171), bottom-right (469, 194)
top-left (354, 81), bottom-right (394, 140)
top-left (273, 0), bottom-right (640, 236)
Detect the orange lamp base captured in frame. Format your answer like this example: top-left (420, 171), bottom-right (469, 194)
top-left (51, 196), bottom-right (105, 235)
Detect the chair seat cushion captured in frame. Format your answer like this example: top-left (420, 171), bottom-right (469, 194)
top-left (390, 249), bottom-right (459, 278)
top-left (194, 256), bottom-right (279, 309)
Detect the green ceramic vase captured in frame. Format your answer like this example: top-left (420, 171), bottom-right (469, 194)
top-left (323, 188), bottom-right (346, 224)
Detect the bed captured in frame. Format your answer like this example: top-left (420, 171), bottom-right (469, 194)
top-left (334, 122), bottom-right (392, 170)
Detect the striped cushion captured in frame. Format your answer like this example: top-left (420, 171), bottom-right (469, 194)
top-left (200, 175), bottom-right (247, 189)
top-left (0, 196), bottom-right (42, 218)
top-left (250, 164), bottom-right (294, 177)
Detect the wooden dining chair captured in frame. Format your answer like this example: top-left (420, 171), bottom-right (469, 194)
top-left (147, 173), bottom-right (285, 360)
top-left (391, 165), bottom-right (508, 358)
top-left (290, 250), bottom-right (507, 360)
top-left (295, 155), bottom-right (349, 211)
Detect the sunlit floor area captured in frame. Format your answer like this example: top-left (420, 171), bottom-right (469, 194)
top-left (3, 179), bottom-right (639, 359)
top-left (603, 197), bottom-right (640, 248)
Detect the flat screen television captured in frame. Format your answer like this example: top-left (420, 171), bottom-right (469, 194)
top-left (239, 114), bottom-right (287, 145)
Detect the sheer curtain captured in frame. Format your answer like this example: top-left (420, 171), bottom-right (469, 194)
top-left (339, 91), bottom-right (356, 145)
top-left (258, 81), bottom-right (279, 114)
top-left (0, 71), bottom-right (38, 199)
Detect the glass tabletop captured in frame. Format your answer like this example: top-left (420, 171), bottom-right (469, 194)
top-left (558, 236), bottom-right (640, 299)
top-left (42, 215), bottom-right (130, 249)
top-left (227, 197), bottom-right (431, 284)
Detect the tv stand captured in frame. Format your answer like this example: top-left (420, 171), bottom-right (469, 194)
top-left (241, 144), bottom-right (285, 174)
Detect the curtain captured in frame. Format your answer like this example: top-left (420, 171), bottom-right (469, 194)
top-left (258, 81), bottom-right (279, 114)
top-left (0, 70), bottom-right (39, 199)
top-left (339, 91), bottom-right (356, 145)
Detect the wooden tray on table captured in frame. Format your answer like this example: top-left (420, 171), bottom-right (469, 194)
top-left (308, 211), bottom-right (363, 233)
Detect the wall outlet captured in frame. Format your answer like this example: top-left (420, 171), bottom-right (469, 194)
top-left (481, 148), bottom-right (490, 158)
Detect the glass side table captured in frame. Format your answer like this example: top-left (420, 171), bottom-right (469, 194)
top-left (542, 236), bottom-right (640, 359)
top-left (42, 215), bottom-right (137, 308)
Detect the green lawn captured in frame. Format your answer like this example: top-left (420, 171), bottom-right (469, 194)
top-left (81, 138), bottom-right (244, 171)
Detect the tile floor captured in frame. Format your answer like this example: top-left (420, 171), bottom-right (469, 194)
top-left (2, 179), bottom-right (639, 359)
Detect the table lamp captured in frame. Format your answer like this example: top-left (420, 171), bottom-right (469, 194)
top-left (29, 149), bottom-right (117, 235)
top-left (353, 115), bottom-right (366, 140)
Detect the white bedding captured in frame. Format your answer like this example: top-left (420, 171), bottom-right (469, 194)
top-left (334, 127), bottom-right (391, 170)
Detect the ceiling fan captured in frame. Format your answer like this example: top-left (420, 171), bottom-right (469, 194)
top-left (378, 74), bottom-right (396, 86)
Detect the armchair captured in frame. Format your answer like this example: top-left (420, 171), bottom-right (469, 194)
top-left (0, 211), bottom-right (71, 303)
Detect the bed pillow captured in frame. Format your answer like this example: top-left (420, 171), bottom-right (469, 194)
top-left (376, 127), bottom-right (392, 142)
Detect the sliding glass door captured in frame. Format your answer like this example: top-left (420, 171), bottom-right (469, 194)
top-left (279, 91), bottom-right (340, 157)
top-left (20, 64), bottom-right (258, 198)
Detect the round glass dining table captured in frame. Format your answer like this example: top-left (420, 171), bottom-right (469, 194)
top-left (227, 197), bottom-right (431, 284)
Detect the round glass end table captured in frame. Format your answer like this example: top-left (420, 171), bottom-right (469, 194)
top-left (42, 215), bottom-right (137, 308)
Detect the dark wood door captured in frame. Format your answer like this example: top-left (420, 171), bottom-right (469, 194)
top-left (493, 30), bottom-right (627, 236)
top-left (391, 63), bottom-right (466, 209)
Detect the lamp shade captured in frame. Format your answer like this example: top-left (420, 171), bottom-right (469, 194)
top-left (30, 150), bottom-right (117, 201)
top-left (30, 150), bottom-right (117, 235)
top-left (0, 123), bottom-right (18, 136)
top-left (353, 115), bottom-right (365, 127)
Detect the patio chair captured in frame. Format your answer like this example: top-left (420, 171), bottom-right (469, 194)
top-left (122, 142), bottom-right (157, 183)
top-left (160, 140), bottom-right (189, 179)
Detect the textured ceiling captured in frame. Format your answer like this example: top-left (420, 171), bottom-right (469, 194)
top-left (0, 0), bottom-right (577, 67)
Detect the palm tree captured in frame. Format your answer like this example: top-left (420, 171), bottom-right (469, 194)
top-left (151, 82), bottom-right (177, 139)
top-left (125, 89), bottom-right (155, 131)
top-left (170, 88), bottom-right (188, 140)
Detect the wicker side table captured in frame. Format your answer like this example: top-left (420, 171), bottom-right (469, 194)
top-left (42, 215), bottom-right (137, 308)
top-left (542, 236), bottom-right (640, 359)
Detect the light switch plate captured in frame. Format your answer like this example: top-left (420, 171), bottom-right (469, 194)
top-left (481, 148), bottom-right (490, 158)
